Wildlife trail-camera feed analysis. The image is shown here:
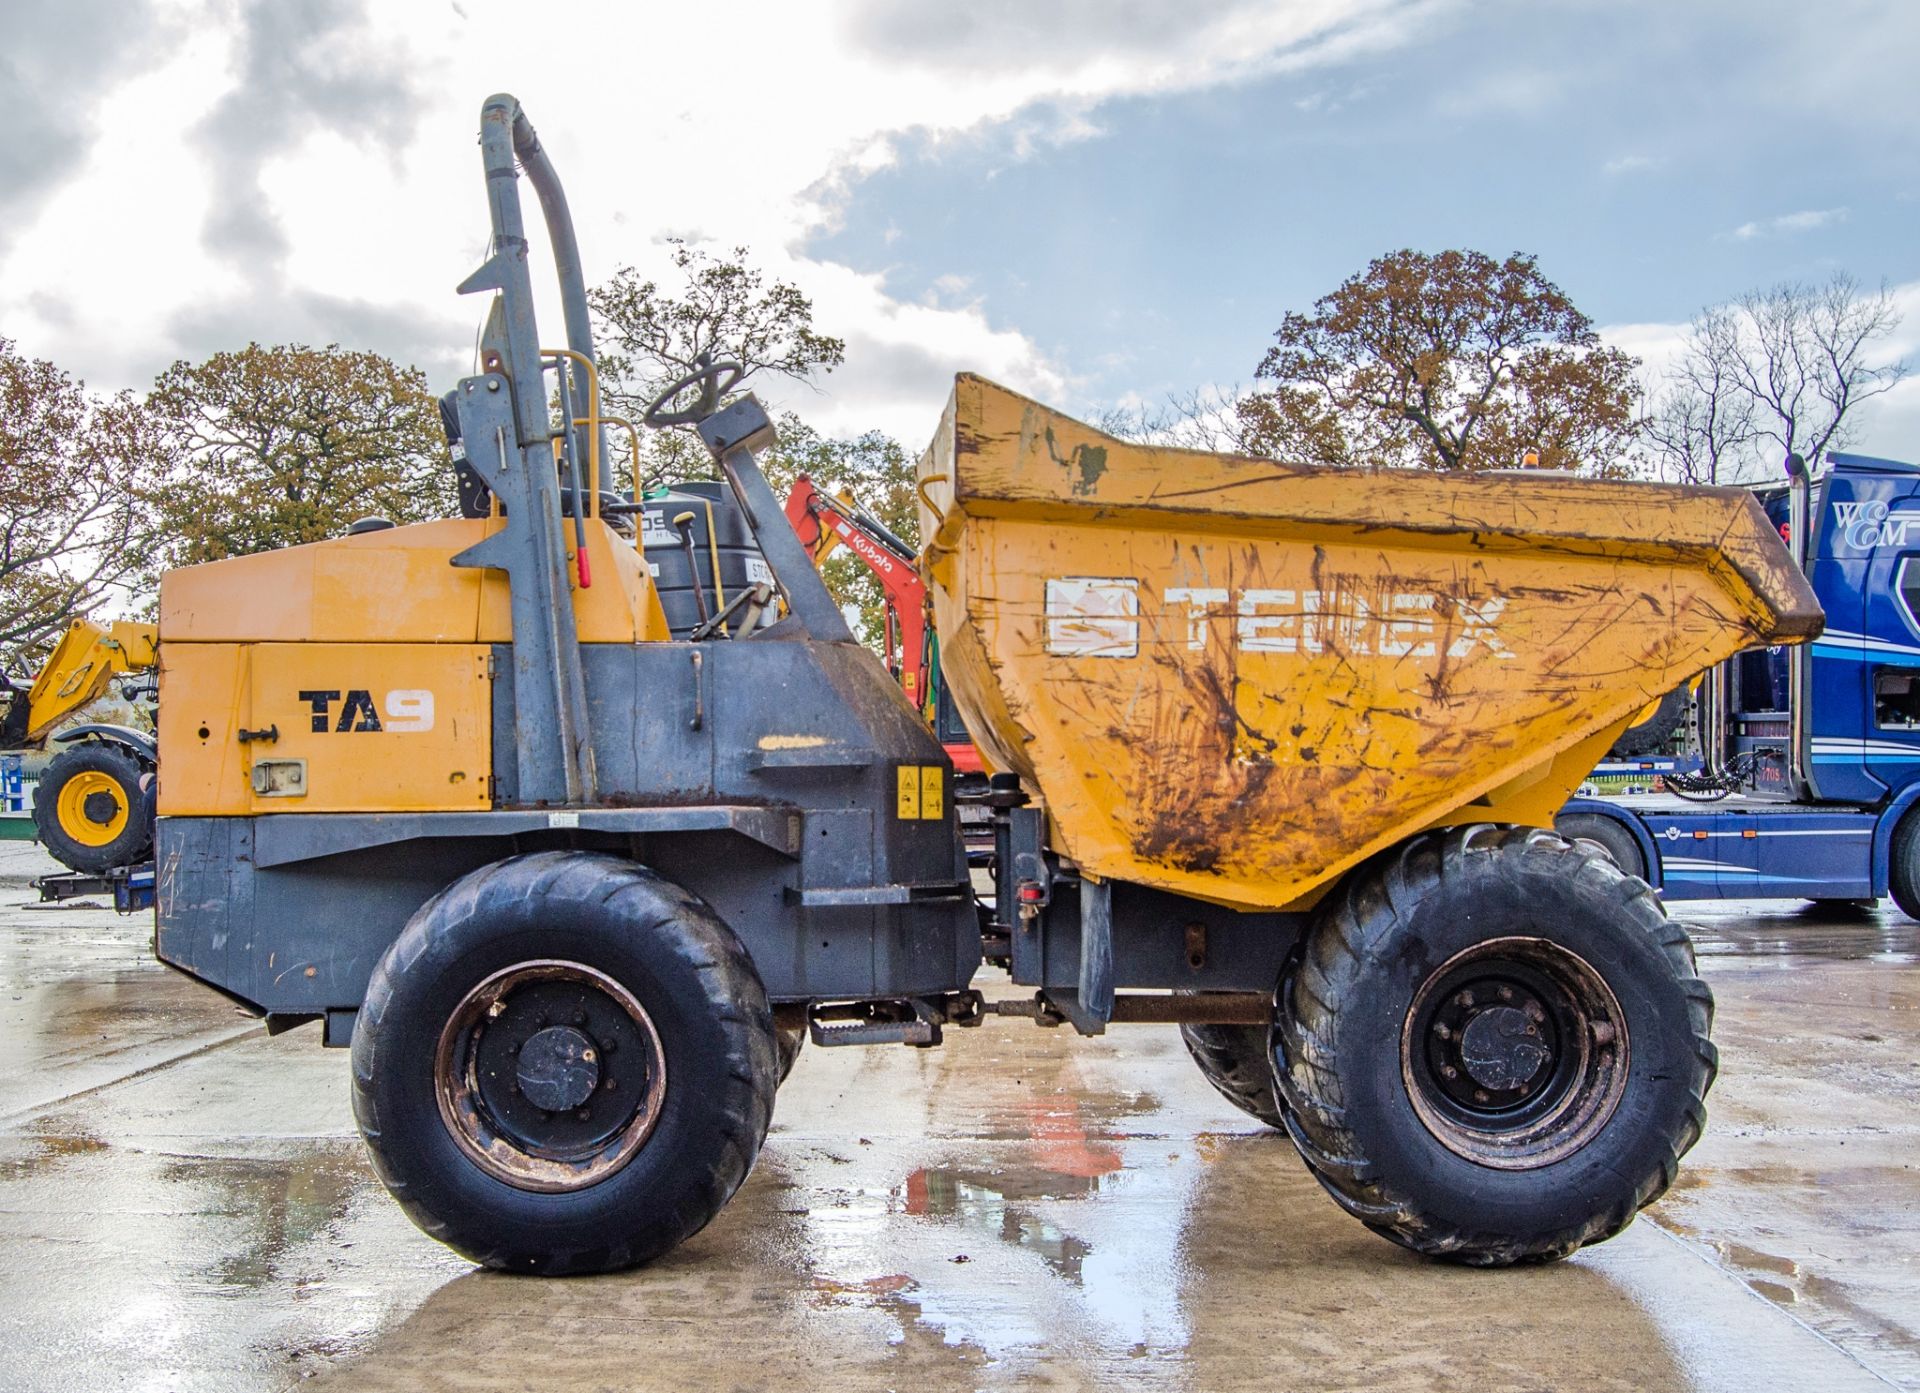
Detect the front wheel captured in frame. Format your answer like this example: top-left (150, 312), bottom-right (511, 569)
top-left (32, 742), bottom-right (154, 873)
top-left (351, 851), bottom-right (778, 1274)
top-left (1274, 826), bottom-right (1716, 1266)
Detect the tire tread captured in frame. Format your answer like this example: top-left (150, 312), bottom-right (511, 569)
top-left (349, 851), bottom-right (776, 1275)
top-left (1273, 824), bottom-right (1716, 1266)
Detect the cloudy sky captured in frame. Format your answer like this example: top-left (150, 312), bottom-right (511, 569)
top-left (3, 0), bottom-right (1916, 458)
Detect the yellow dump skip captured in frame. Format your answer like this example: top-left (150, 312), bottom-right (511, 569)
top-left (918, 374), bottom-right (1822, 912)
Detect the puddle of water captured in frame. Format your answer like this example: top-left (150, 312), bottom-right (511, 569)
top-left (154, 1149), bottom-right (367, 1293)
top-left (792, 1079), bottom-right (1198, 1374)
top-left (0, 1093), bottom-right (462, 1390)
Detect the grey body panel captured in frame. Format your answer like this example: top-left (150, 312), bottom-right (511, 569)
top-left (155, 634), bottom-right (977, 1019)
top-left (1014, 878), bottom-right (1303, 994)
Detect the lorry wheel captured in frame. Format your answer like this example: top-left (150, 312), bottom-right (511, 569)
top-left (1273, 825), bottom-right (1716, 1266)
top-left (350, 851), bottom-right (778, 1275)
top-left (1552, 811), bottom-right (1645, 880)
top-left (1178, 1022), bottom-right (1283, 1129)
top-left (1609, 684), bottom-right (1689, 758)
top-left (32, 742), bottom-right (154, 873)
top-left (1889, 810), bottom-right (1920, 920)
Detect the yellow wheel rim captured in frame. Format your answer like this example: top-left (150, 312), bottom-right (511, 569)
top-left (55, 770), bottom-right (128, 847)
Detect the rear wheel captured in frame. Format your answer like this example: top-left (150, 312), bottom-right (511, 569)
top-left (32, 742), bottom-right (154, 873)
top-left (351, 851), bottom-right (777, 1274)
top-left (1179, 1022), bottom-right (1283, 1129)
top-left (1553, 811), bottom-right (1645, 881)
top-left (1274, 825), bottom-right (1716, 1266)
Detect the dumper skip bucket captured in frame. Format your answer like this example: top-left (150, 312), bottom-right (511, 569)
top-left (918, 375), bottom-right (1821, 912)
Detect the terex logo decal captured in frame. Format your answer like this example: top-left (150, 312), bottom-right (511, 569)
top-left (1042, 578), bottom-right (1515, 661)
top-left (297, 689), bottom-right (436, 733)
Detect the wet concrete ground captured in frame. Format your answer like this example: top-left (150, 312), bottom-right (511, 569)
top-left (1, 841), bottom-right (1915, 1391)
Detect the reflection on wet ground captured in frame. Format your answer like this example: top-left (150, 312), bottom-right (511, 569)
top-left (1, 855), bottom-right (1917, 1391)
top-left (1687, 896), bottom-right (1920, 966)
top-left (1642, 900), bottom-right (1920, 1388)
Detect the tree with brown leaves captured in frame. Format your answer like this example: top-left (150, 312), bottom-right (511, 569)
top-left (1235, 249), bottom-right (1641, 476)
top-left (0, 337), bottom-right (158, 669)
top-left (140, 343), bottom-right (455, 576)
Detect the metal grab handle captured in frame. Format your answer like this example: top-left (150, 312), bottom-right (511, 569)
top-left (673, 512), bottom-right (711, 625)
top-left (918, 473), bottom-right (957, 562)
top-left (643, 358), bottom-right (745, 428)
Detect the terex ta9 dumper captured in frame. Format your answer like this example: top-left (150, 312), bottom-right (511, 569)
top-left (152, 97), bottom-right (1820, 1274)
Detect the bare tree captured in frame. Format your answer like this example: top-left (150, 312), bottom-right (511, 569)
top-left (1643, 305), bottom-right (1757, 484)
top-left (1739, 274), bottom-right (1908, 466)
top-left (588, 243), bottom-right (844, 489)
top-left (1095, 384), bottom-right (1252, 453)
top-left (1649, 274), bottom-right (1908, 484)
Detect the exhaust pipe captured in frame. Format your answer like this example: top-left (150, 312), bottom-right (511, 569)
top-left (1784, 451), bottom-right (1814, 799)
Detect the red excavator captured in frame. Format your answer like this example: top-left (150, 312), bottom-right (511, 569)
top-left (783, 476), bottom-right (982, 775)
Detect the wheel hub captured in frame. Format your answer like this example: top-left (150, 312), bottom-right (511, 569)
top-left (1454, 1000), bottom-right (1552, 1096)
top-left (55, 768), bottom-right (129, 847)
top-left (435, 960), bottom-right (667, 1193)
top-left (516, 1025), bottom-right (600, 1112)
top-left (1402, 937), bottom-right (1629, 1170)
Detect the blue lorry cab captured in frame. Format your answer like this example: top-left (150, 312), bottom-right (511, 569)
top-left (1557, 452), bottom-right (1920, 912)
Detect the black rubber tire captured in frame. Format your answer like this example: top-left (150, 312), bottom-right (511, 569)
top-left (1889, 809), bottom-right (1920, 920)
top-left (775, 1023), bottom-right (806, 1084)
top-left (1553, 811), bottom-right (1646, 881)
top-left (350, 851), bottom-right (777, 1275)
top-left (32, 742), bottom-right (154, 873)
top-left (1179, 1022), bottom-right (1284, 1129)
top-left (1273, 825), bottom-right (1717, 1266)
top-left (1610, 685), bottom-right (1690, 758)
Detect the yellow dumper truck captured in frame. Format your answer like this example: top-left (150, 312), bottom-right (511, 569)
top-left (150, 95), bottom-right (1819, 1275)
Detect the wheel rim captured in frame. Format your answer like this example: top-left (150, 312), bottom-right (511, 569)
top-left (1400, 936), bottom-right (1629, 1170)
top-left (55, 770), bottom-right (128, 846)
top-left (435, 959), bottom-right (667, 1193)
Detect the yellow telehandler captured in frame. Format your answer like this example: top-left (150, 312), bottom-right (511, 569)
top-left (1, 617), bottom-right (158, 872)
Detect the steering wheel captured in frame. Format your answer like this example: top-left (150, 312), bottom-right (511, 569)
top-left (642, 357), bottom-right (745, 428)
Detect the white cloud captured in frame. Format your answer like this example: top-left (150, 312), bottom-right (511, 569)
top-left (1602, 154), bottom-right (1663, 175)
top-left (1730, 206), bottom-right (1849, 240)
top-left (0, 0), bottom-right (1442, 447)
top-left (1599, 320), bottom-right (1690, 383)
